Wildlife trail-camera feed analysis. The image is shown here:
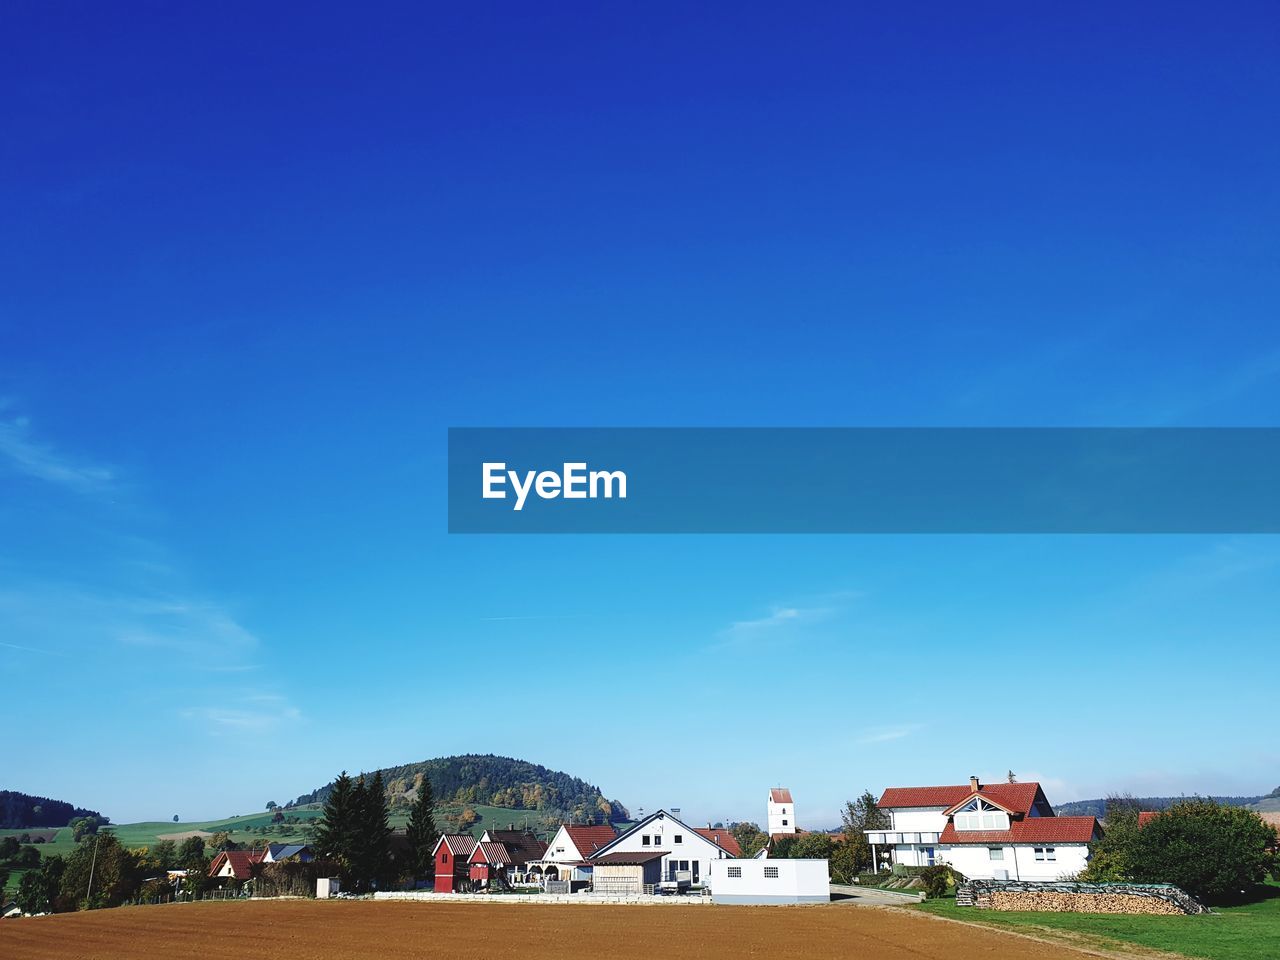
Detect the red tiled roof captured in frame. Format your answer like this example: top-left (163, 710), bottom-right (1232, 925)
top-left (564, 825), bottom-right (617, 856)
top-left (939, 816), bottom-right (1099, 845)
top-left (208, 850), bottom-right (265, 880)
top-left (694, 828), bottom-right (742, 856)
top-left (1137, 811), bottom-right (1160, 828)
top-left (878, 782), bottom-right (1044, 815)
top-left (770, 788), bottom-right (793, 804)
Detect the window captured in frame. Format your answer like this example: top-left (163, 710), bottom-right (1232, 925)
top-left (727, 866), bottom-right (742, 878)
top-left (988, 848), bottom-right (1004, 861)
top-left (556, 847), bottom-right (564, 855)
top-left (642, 835), bottom-right (651, 846)
top-left (442, 852), bottom-right (449, 863)
top-left (674, 834), bottom-right (683, 844)
top-left (782, 819), bottom-right (789, 826)
top-left (1034, 847), bottom-right (1056, 861)
top-left (922, 847), bottom-right (936, 866)
top-left (764, 866), bottom-right (779, 878)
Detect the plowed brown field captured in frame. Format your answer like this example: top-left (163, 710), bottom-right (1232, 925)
top-left (0, 899), bottom-right (1096, 960)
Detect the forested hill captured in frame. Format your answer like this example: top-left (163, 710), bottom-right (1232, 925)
top-left (0, 790), bottom-right (104, 829)
top-left (1056, 791), bottom-right (1275, 819)
top-left (290, 754), bottom-right (630, 823)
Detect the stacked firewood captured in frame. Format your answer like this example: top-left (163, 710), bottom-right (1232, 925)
top-left (987, 891), bottom-right (1185, 915)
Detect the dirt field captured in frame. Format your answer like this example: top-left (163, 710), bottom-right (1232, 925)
top-left (0, 899), bottom-right (1101, 960)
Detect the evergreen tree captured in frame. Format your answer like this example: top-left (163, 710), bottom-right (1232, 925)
top-left (314, 771), bottom-right (356, 871)
top-left (406, 774), bottom-right (440, 881)
top-left (355, 771), bottom-right (393, 891)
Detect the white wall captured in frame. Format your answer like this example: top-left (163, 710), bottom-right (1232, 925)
top-left (767, 797), bottom-right (796, 835)
top-left (889, 808), bottom-right (948, 832)
top-left (942, 843), bottom-right (1089, 881)
top-left (710, 858), bottom-right (829, 904)
top-left (596, 811), bottom-right (733, 884)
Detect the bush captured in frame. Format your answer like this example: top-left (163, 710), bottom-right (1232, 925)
top-left (919, 864), bottom-right (953, 898)
top-left (1129, 799), bottom-right (1278, 904)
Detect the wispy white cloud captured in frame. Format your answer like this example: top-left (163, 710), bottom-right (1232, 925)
top-left (0, 403), bottom-right (114, 494)
top-left (723, 606), bottom-right (810, 634)
top-left (856, 724), bottom-right (923, 744)
top-left (183, 693), bottom-right (302, 733)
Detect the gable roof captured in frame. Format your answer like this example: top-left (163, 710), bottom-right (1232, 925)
top-left (878, 782), bottom-right (1047, 815)
top-left (770, 788), bottom-right (793, 804)
top-left (563, 825), bottom-right (617, 856)
top-left (589, 809), bottom-right (738, 859)
top-left (939, 815), bottom-right (1100, 845)
top-left (265, 843), bottom-right (310, 861)
top-left (694, 828), bottom-right (741, 856)
top-left (470, 841), bottom-right (512, 865)
top-left (433, 834), bottom-right (478, 858)
top-left (208, 850), bottom-right (264, 880)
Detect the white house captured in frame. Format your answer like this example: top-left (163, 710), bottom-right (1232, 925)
top-left (587, 810), bottom-right (737, 887)
top-left (867, 777), bottom-right (1100, 882)
top-left (709, 857), bottom-right (829, 904)
top-left (767, 787), bottom-right (796, 836)
top-left (533, 823), bottom-right (617, 885)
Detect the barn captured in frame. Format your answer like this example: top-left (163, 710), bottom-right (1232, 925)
top-left (587, 851), bottom-right (665, 895)
top-left (432, 834), bottom-right (478, 893)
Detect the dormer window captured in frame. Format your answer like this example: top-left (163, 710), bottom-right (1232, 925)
top-left (952, 798), bottom-right (1010, 831)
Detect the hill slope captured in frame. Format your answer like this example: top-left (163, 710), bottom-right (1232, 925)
top-left (290, 754), bottom-right (629, 824)
top-left (0, 790), bottom-right (104, 829)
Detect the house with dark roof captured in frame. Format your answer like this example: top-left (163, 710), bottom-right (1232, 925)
top-left (468, 829), bottom-right (547, 888)
top-left (868, 776), bottom-right (1101, 881)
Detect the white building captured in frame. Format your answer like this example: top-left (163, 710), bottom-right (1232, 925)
top-left (709, 857), bottom-right (829, 904)
top-left (867, 777), bottom-right (1100, 882)
top-left (532, 823), bottom-right (617, 885)
top-left (587, 810), bottom-right (737, 887)
top-left (767, 788), bottom-right (796, 836)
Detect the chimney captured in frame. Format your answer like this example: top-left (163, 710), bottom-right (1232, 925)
top-left (969, 775), bottom-right (980, 792)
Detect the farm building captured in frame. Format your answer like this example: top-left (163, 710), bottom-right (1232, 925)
top-left (586, 810), bottom-right (737, 888)
top-left (588, 851), bottom-right (665, 895)
top-left (869, 776), bottom-right (1100, 881)
top-left (709, 857), bottom-right (829, 904)
top-left (433, 834), bottom-right (478, 893)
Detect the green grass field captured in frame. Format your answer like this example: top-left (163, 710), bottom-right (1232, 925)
top-left (915, 881), bottom-right (1280, 960)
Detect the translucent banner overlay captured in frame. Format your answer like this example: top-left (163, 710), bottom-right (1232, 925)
top-left (447, 428), bottom-right (1280, 534)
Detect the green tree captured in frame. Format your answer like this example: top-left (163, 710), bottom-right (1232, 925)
top-left (353, 771), bottom-right (393, 891)
top-left (266, 800), bottom-right (277, 810)
top-left (151, 839), bottom-right (177, 870)
top-left (1080, 793), bottom-right (1142, 882)
top-left (729, 822), bottom-right (770, 858)
top-left (1129, 799), bottom-right (1278, 903)
top-left (59, 833), bottom-right (143, 909)
top-left (208, 831), bottom-right (233, 851)
top-left (16, 856), bottom-right (65, 914)
top-left (838, 789), bottom-right (889, 875)
top-left (176, 835), bottom-right (206, 863)
top-left (0, 836), bottom-right (19, 860)
top-left (314, 771), bottom-right (357, 870)
top-left (406, 774), bottom-right (441, 880)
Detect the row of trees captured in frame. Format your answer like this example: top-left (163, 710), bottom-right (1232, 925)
top-left (312, 768), bottom-right (444, 890)
top-left (1082, 796), bottom-right (1278, 904)
top-left (12, 832), bottom-right (217, 914)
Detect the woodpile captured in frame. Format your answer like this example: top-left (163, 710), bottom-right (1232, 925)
top-left (987, 891), bottom-right (1183, 915)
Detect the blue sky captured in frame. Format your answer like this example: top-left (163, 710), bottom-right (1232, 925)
top-left (2, 2), bottom-right (1278, 827)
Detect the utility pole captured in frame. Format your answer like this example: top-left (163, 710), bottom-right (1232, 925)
top-left (85, 833), bottom-right (102, 908)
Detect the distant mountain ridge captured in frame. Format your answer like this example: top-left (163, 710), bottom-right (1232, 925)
top-left (0, 790), bottom-right (104, 829)
top-left (290, 753), bottom-right (629, 824)
top-left (1056, 787), bottom-right (1280, 819)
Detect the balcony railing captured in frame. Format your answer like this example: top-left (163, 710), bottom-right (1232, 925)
top-left (864, 832), bottom-right (940, 845)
